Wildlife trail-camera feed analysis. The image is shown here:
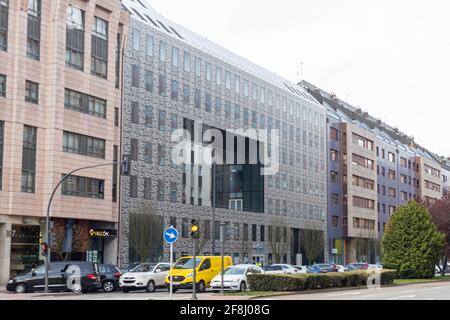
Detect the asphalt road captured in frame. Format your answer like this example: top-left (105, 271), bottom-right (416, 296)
top-left (257, 282), bottom-right (450, 300)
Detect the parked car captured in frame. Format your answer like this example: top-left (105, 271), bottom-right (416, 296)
top-left (165, 256), bottom-right (233, 293)
top-left (292, 266), bottom-right (308, 274)
top-left (335, 265), bottom-right (347, 272)
top-left (311, 264), bottom-right (336, 273)
top-left (210, 264), bottom-right (264, 292)
top-left (344, 265), bottom-right (357, 271)
top-left (368, 264), bottom-right (383, 270)
top-left (348, 262), bottom-right (369, 270)
top-left (6, 261), bottom-right (101, 294)
top-left (307, 265), bottom-right (321, 273)
top-left (119, 262), bottom-right (171, 293)
top-left (99, 264), bottom-right (122, 293)
top-left (270, 264), bottom-right (298, 274)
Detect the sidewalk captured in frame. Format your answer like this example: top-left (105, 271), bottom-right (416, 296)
top-left (0, 286), bottom-right (5, 293)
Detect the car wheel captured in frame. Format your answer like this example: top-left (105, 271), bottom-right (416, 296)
top-left (72, 283), bottom-right (83, 294)
top-left (103, 280), bottom-right (115, 293)
top-left (198, 280), bottom-right (206, 293)
top-left (15, 283), bottom-right (27, 294)
top-left (146, 280), bottom-right (156, 293)
top-left (240, 281), bottom-right (247, 292)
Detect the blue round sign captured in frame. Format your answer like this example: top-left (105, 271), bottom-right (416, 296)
top-left (164, 226), bottom-right (178, 244)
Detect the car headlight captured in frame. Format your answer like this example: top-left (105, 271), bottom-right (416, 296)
top-left (8, 279), bottom-right (14, 284)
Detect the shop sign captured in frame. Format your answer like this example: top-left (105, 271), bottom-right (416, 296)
top-left (89, 229), bottom-right (117, 238)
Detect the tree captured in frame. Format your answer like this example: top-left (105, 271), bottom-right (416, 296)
top-left (423, 194), bottom-right (450, 275)
top-left (268, 216), bottom-right (291, 264)
top-left (129, 203), bottom-right (164, 264)
top-left (381, 201), bottom-right (445, 279)
top-left (300, 229), bottom-right (324, 265)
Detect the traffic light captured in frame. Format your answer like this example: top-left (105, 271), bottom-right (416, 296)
top-left (41, 242), bottom-right (48, 256)
top-left (191, 219), bottom-right (200, 239)
top-left (122, 155), bottom-right (130, 176)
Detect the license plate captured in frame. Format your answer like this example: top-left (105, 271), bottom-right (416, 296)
top-left (172, 282), bottom-right (181, 285)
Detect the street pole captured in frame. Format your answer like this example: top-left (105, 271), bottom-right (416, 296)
top-left (44, 160), bottom-right (125, 294)
top-left (169, 242), bottom-right (173, 299)
top-left (220, 223), bottom-right (225, 296)
top-left (192, 238), bottom-right (198, 300)
top-left (212, 162), bottom-right (216, 256)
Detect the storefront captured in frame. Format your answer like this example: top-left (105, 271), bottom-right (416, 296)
top-left (10, 224), bottom-right (44, 277)
top-left (87, 227), bottom-right (118, 264)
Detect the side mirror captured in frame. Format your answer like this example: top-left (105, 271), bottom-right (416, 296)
top-left (155, 269), bottom-right (162, 273)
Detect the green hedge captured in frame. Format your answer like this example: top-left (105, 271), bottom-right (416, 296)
top-left (247, 270), bottom-right (397, 292)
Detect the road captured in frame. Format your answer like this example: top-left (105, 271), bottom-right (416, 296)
top-left (257, 282), bottom-right (450, 300)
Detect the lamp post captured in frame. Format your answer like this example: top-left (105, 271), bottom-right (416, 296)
top-left (220, 222), bottom-right (225, 295)
top-left (44, 159), bottom-right (127, 294)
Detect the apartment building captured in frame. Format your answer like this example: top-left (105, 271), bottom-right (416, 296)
top-left (0, 0), bottom-right (128, 285)
top-left (303, 81), bottom-right (444, 263)
top-left (120, 0), bottom-right (328, 268)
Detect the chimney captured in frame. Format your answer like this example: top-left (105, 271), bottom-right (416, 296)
top-left (330, 92), bottom-right (337, 100)
top-left (362, 111), bottom-right (368, 118)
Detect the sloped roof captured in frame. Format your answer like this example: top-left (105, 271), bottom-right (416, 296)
top-left (121, 0), bottom-right (320, 107)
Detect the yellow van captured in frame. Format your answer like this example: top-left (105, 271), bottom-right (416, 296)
top-left (165, 256), bottom-right (233, 292)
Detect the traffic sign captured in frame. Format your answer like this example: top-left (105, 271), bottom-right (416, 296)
top-left (164, 226), bottom-right (178, 244)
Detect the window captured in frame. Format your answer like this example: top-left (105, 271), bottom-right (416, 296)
top-left (206, 63), bottom-right (211, 81)
top-left (235, 75), bottom-right (240, 94)
top-left (130, 138), bottom-right (138, 161)
top-left (25, 80), bottom-right (39, 104)
top-left (171, 114), bottom-right (178, 132)
top-left (170, 182), bottom-right (177, 203)
top-left (260, 226), bottom-right (265, 242)
top-left (388, 170), bottom-right (396, 181)
top-left (171, 80), bottom-right (178, 100)
top-left (131, 28), bottom-right (140, 51)
top-left (27, 0), bottom-right (41, 60)
top-left (388, 152), bottom-right (395, 163)
top-left (62, 174), bottom-right (105, 199)
top-left (331, 193), bottom-right (339, 205)
top-left (131, 64), bottom-right (139, 87)
top-left (401, 191), bottom-right (408, 201)
top-left (400, 174), bottom-right (407, 184)
top-left (183, 52), bottom-right (190, 72)
top-left (158, 144), bottom-right (165, 166)
top-left (159, 40), bottom-right (166, 62)
top-left (144, 178), bottom-right (151, 200)
top-left (330, 149), bottom-right (338, 161)
top-left (225, 72), bottom-right (231, 89)
top-left (0, 74), bottom-right (5, 97)
top-left (195, 57), bottom-right (201, 76)
top-left (353, 196), bottom-right (375, 210)
top-left (252, 224), bottom-right (257, 242)
top-left (158, 180), bottom-right (165, 201)
top-left (243, 224), bottom-right (248, 241)
top-left (21, 126), bottom-right (37, 193)
top-left (183, 85), bottom-right (190, 103)
top-left (66, 5), bottom-right (85, 70)
top-left (0, 121), bottom-right (4, 190)
top-left (216, 66), bottom-right (221, 85)
top-left (91, 16), bottom-right (108, 78)
top-left (352, 175), bottom-right (374, 190)
top-left (145, 70), bottom-right (153, 92)
top-left (243, 80), bottom-right (249, 96)
top-left (215, 97), bottom-right (222, 115)
top-left (144, 142), bottom-right (152, 164)
top-left (158, 75), bottom-right (166, 96)
top-left (425, 180), bottom-right (441, 192)
top-left (353, 218), bottom-right (375, 230)
top-left (352, 133), bottom-right (373, 150)
top-left (330, 171), bottom-right (339, 182)
top-left (352, 154), bottom-right (374, 170)
top-left (171, 46), bottom-right (178, 67)
top-left (145, 35), bottom-right (153, 56)
top-left (63, 131), bottom-right (105, 159)
top-left (424, 165), bottom-right (440, 178)
top-left (144, 106), bottom-right (152, 127)
top-left (194, 89), bottom-right (201, 109)
top-left (388, 187), bottom-right (396, 198)
top-left (205, 94), bottom-right (212, 112)
top-left (400, 157), bottom-right (407, 167)
top-left (332, 216), bottom-right (339, 227)
top-left (159, 110), bottom-right (166, 131)
top-left (0, 0), bottom-right (8, 51)
top-left (330, 127), bottom-right (338, 140)
top-left (131, 101), bottom-right (139, 124)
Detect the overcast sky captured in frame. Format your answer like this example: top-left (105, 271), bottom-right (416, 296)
top-left (150, 0), bottom-right (450, 157)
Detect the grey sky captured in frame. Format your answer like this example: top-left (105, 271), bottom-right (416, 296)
top-left (149, 0), bottom-right (450, 157)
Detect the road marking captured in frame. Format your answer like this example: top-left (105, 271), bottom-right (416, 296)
top-left (327, 291), bottom-right (361, 297)
top-left (386, 295), bottom-right (416, 300)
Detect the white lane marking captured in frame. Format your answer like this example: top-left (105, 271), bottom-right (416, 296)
top-left (327, 291), bottom-right (362, 297)
top-left (386, 295), bottom-right (416, 300)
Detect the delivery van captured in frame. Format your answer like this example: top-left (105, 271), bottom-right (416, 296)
top-left (165, 256), bottom-right (233, 292)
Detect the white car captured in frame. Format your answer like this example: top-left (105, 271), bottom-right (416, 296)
top-left (368, 264), bottom-right (383, 270)
top-left (119, 262), bottom-right (171, 293)
top-left (292, 266), bottom-right (309, 274)
top-left (210, 264), bottom-right (264, 292)
top-left (263, 264), bottom-right (298, 274)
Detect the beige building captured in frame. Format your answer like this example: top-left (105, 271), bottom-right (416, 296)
top-left (415, 156), bottom-right (443, 201)
top-left (0, 0), bottom-right (128, 285)
top-left (340, 123), bottom-right (378, 263)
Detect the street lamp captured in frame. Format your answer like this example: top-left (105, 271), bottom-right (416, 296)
top-left (220, 222), bottom-right (225, 295)
top-left (44, 158), bottom-right (127, 294)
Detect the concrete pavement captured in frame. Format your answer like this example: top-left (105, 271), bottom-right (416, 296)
top-left (256, 282), bottom-right (450, 300)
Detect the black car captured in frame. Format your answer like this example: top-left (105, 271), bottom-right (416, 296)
top-left (98, 264), bottom-right (122, 293)
top-left (6, 261), bottom-right (102, 294)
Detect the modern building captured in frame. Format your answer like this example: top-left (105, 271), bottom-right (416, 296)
top-left (0, 0), bottom-right (128, 285)
top-left (119, 0), bottom-right (328, 268)
top-left (302, 81), bottom-right (444, 263)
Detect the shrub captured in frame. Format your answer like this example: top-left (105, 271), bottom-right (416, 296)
top-left (247, 270), bottom-right (397, 292)
top-left (382, 201), bottom-right (445, 279)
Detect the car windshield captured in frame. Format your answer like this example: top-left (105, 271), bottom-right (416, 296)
top-left (174, 258), bottom-right (202, 269)
top-left (223, 267), bottom-right (246, 275)
top-left (130, 264), bottom-right (156, 273)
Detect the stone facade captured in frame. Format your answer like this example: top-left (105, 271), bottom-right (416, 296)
top-left (120, 0), bottom-right (328, 268)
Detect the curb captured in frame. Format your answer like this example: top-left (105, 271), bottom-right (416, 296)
top-left (246, 279), bottom-right (450, 300)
